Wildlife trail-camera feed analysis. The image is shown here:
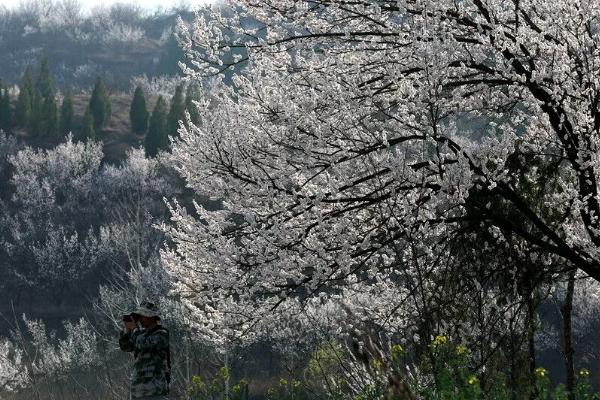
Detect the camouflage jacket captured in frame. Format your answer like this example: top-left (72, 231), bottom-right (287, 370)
top-left (119, 325), bottom-right (170, 399)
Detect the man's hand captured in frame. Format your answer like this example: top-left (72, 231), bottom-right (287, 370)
top-left (123, 320), bottom-right (136, 333)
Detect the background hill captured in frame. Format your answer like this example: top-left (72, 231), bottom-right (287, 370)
top-left (0, 2), bottom-right (191, 90)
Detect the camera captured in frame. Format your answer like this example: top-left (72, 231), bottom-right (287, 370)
top-left (122, 313), bottom-right (140, 322)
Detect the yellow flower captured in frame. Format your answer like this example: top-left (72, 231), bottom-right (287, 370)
top-left (372, 359), bottom-right (383, 370)
top-left (580, 368), bottom-right (590, 377)
top-left (432, 335), bottom-right (448, 346)
top-left (535, 367), bottom-right (548, 379)
top-left (219, 367), bottom-right (230, 379)
top-left (392, 344), bottom-right (404, 355)
top-left (467, 375), bottom-right (478, 385)
top-left (191, 375), bottom-right (204, 388)
top-left (455, 344), bottom-right (468, 356)
top-left (293, 380), bottom-right (301, 389)
top-left (280, 378), bottom-right (289, 386)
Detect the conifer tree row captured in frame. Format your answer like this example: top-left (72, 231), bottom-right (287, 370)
top-left (13, 58), bottom-right (63, 140)
top-left (140, 82), bottom-right (203, 157)
top-left (15, 61), bottom-right (112, 141)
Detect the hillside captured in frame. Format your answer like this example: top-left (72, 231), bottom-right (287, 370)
top-left (10, 92), bottom-right (165, 164)
top-left (0, 3), bottom-right (190, 89)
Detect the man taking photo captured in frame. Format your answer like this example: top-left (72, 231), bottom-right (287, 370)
top-left (119, 300), bottom-right (170, 400)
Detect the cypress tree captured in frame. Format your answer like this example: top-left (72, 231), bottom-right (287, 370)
top-left (30, 90), bottom-right (43, 137)
top-left (59, 92), bottom-right (74, 136)
top-left (89, 77), bottom-right (111, 129)
top-left (36, 57), bottom-right (53, 100)
top-left (23, 67), bottom-right (34, 100)
top-left (16, 68), bottom-right (33, 128)
top-left (80, 107), bottom-right (96, 142)
top-left (185, 83), bottom-right (201, 126)
top-left (145, 96), bottom-right (168, 158)
top-left (130, 86), bottom-right (149, 134)
top-left (0, 86), bottom-right (11, 133)
top-left (42, 94), bottom-right (58, 138)
top-left (167, 84), bottom-right (186, 138)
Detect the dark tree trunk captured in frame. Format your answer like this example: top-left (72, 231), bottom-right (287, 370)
top-left (509, 318), bottom-right (517, 400)
top-left (561, 270), bottom-right (576, 400)
top-left (527, 290), bottom-right (538, 400)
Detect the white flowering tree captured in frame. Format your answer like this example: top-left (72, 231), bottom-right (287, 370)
top-left (0, 315), bottom-right (101, 398)
top-left (164, 0), bottom-right (600, 346)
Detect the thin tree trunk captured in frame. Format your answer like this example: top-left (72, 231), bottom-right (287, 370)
top-left (561, 270), bottom-right (576, 400)
top-left (225, 351), bottom-right (230, 400)
top-left (509, 317), bottom-right (517, 400)
top-left (527, 290), bottom-right (538, 400)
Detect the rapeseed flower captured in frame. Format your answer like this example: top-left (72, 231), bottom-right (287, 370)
top-left (535, 367), bottom-right (548, 379)
top-left (432, 335), bottom-right (448, 346)
top-left (467, 375), bottom-right (478, 385)
top-left (455, 344), bottom-right (468, 355)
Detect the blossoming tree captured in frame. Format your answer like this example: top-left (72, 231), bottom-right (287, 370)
top-left (164, 0), bottom-right (600, 356)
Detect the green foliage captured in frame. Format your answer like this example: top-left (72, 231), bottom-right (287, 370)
top-left (145, 95), bottom-right (168, 157)
top-left (302, 340), bottom-right (358, 400)
top-left (15, 68), bottom-right (33, 128)
top-left (79, 107), bottom-right (96, 142)
top-left (184, 367), bottom-right (249, 400)
top-left (42, 94), bottom-right (58, 138)
top-left (267, 378), bottom-right (306, 400)
top-left (30, 89), bottom-right (44, 137)
top-left (27, 59), bottom-right (58, 138)
top-left (22, 66), bottom-right (35, 100)
top-left (59, 92), bottom-right (74, 136)
top-left (286, 337), bottom-right (600, 400)
top-left (130, 86), bottom-right (149, 134)
top-left (167, 84), bottom-right (186, 138)
top-left (89, 77), bottom-right (111, 129)
top-left (411, 337), bottom-right (600, 400)
top-left (36, 57), bottom-right (54, 99)
top-left (0, 86), bottom-right (12, 133)
top-left (185, 83), bottom-right (201, 126)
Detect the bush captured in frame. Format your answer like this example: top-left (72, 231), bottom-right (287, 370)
top-left (184, 367), bottom-right (249, 400)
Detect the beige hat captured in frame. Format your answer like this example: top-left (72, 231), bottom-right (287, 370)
top-left (133, 300), bottom-right (160, 318)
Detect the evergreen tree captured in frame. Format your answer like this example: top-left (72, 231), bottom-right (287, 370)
top-left (167, 84), bottom-right (186, 138)
top-left (42, 94), bottom-right (58, 138)
top-left (80, 107), bottom-right (96, 142)
top-left (145, 96), bottom-right (168, 158)
top-left (59, 92), bottom-right (74, 136)
top-left (36, 57), bottom-right (53, 99)
top-left (15, 68), bottom-right (33, 128)
top-left (89, 77), bottom-right (111, 129)
top-left (0, 86), bottom-right (11, 133)
top-left (30, 90), bottom-right (43, 137)
top-left (130, 86), bottom-right (149, 134)
top-left (185, 83), bottom-right (201, 126)
top-left (23, 67), bottom-right (34, 100)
